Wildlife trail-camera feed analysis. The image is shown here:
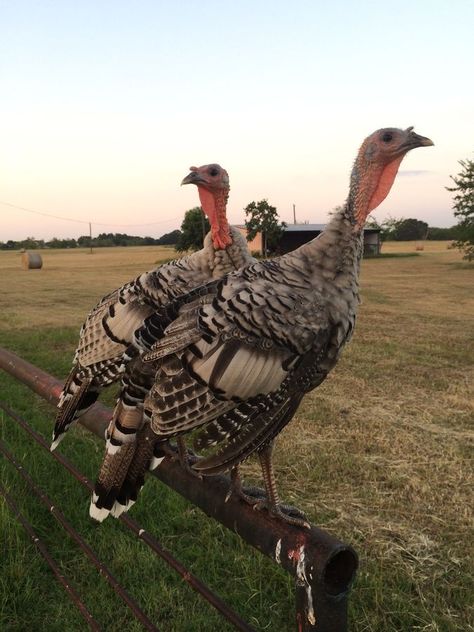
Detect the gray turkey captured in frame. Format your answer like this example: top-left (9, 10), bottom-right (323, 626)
top-left (92, 127), bottom-right (433, 525)
top-left (51, 164), bottom-right (253, 451)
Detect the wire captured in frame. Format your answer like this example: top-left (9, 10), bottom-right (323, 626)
top-left (0, 200), bottom-right (181, 228)
top-left (0, 201), bottom-right (90, 224)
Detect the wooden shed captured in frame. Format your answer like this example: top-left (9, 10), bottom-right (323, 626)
top-left (235, 224), bottom-right (382, 256)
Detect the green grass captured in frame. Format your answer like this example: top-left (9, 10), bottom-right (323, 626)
top-left (1, 244), bottom-right (473, 631)
top-left (0, 330), bottom-right (294, 631)
top-left (0, 393), bottom-right (294, 632)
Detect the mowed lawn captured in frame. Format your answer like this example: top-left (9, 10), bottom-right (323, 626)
top-left (0, 243), bottom-right (473, 631)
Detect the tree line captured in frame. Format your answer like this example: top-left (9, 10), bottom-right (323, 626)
top-left (3, 157), bottom-right (473, 259)
top-left (0, 230), bottom-right (182, 251)
top-left (0, 215), bottom-right (464, 253)
top-left (368, 217), bottom-right (461, 242)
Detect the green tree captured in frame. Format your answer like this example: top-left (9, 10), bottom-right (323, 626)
top-left (378, 217), bottom-right (428, 241)
top-left (176, 207), bottom-right (210, 252)
top-left (426, 226), bottom-right (460, 240)
top-left (157, 229), bottom-right (182, 245)
top-left (20, 236), bottom-right (42, 249)
top-left (446, 158), bottom-right (474, 261)
top-left (244, 199), bottom-right (286, 257)
top-left (377, 216), bottom-right (403, 241)
top-left (391, 218), bottom-right (428, 241)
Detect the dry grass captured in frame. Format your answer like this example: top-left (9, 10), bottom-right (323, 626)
top-left (246, 242), bottom-right (473, 630)
top-left (0, 246), bottom-right (175, 330)
top-left (0, 242), bottom-right (473, 630)
top-left (381, 240), bottom-right (455, 254)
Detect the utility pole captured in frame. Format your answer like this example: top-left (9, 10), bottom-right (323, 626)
top-left (293, 204), bottom-right (296, 224)
top-left (89, 222), bottom-right (93, 255)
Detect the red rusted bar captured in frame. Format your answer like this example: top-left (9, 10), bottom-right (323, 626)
top-left (0, 347), bottom-right (358, 632)
top-left (0, 347), bottom-right (109, 437)
top-left (0, 482), bottom-right (101, 632)
top-left (0, 402), bottom-right (254, 632)
top-left (0, 439), bottom-right (159, 632)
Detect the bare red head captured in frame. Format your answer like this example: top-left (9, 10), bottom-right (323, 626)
top-left (181, 163), bottom-right (232, 249)
top-left (351, 127), bottom-right (434, 228)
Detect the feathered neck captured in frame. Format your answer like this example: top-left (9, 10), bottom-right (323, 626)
top-left (321, 140), bottom-right (405, 238)
top-left (288, 149), bottom-right (393, 274)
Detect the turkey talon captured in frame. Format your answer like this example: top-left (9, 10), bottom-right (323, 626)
top-left (227, 468), bottom-right (266, 505)
top-left (241, 485), bottom-right (266, 500)
top-left (232, 486), bottom-right (266, 506)
top-left (279, 504), bottom-right (308, 522)
top-left (253, 500), bottom-right (310, 528)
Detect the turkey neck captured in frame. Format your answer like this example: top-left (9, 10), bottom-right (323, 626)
top-left (281, 147), bottom-right (393, 289)
top-left (283, 204), bottom-right (366, 295)
top-left (197, 186), bottom-right (232, 250)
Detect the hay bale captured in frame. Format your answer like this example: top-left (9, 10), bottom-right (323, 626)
top-left (21, 252), bottom-right (43, 270)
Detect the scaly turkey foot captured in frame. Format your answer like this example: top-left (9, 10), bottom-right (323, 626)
top-left (279, 504), bottom-right (309, 523)
top-left (230, 484), bottom-right (267, 506)
top-left (225, 466), bottom-right (266, 504)
top-left (252, 500), bottom-right (310, 529)
top-left (254, 442), bottom-right (310, 528)
top-left (177, 438), bottom-right (202, 480)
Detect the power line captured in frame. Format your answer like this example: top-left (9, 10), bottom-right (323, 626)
top-left (0, 200), bottom-right (181, 228)
top-left (0, 200), bottom-right (90, 224)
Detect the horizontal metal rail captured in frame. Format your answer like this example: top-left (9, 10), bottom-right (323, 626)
top-left (0, 401), bottom-right (254, 632)
top-left (0, 438), bottom-right (159, 632)
top-left (0, 482), bottom-right (101, 632)
top-left (0, 346), bottom-right (358, 632)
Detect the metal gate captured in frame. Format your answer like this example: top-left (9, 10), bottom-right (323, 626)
top-left (0, 347), bottom-right (358, 631)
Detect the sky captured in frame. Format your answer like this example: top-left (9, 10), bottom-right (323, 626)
top-left (1, 0), bottom-right (473, 241)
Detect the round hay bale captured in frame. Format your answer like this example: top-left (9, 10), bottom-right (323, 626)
top-left (21, 252), bottom-right (43, 270)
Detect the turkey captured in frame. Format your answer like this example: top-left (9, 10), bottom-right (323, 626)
top-left (92, 126), bottom-right (433, 525)
top-left (51, 164), bottom-right (253, 451)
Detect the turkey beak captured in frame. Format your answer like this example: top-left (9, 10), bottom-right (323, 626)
top-left (405, 128), bottom-right (434, 149)
top-left (181, 172), bottom-right (207, 186)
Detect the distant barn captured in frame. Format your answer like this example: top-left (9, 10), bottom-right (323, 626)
top-left (235, 223), bottom-right (381, 256)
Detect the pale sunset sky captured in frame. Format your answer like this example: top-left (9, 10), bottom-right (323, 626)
top-left (1, 1), bottom-right (473, 240)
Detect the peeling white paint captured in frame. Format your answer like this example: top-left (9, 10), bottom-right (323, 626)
top-left (296, 545), bottom-right (306, 582)
top-left (305, 584), bottom-right (316, 626)
top-left (295, 545), bottom-right (316, 626)
top-left (275, 539), bottom-right (282, 564)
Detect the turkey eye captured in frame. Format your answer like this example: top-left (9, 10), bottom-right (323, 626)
top-left (209, 168), bottom-right (219, 176)
top-left (382, 132), bottom-right (393, 143)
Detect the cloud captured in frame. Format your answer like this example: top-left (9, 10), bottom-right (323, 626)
top-left (398, 170), bottom-right (434, 177)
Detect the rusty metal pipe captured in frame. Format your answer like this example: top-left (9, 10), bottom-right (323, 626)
top-left (0, 347), bottom-right (358, 631)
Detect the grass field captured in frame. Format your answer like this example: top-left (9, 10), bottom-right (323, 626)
top-left (1, 242), bottom-right (473, 631)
